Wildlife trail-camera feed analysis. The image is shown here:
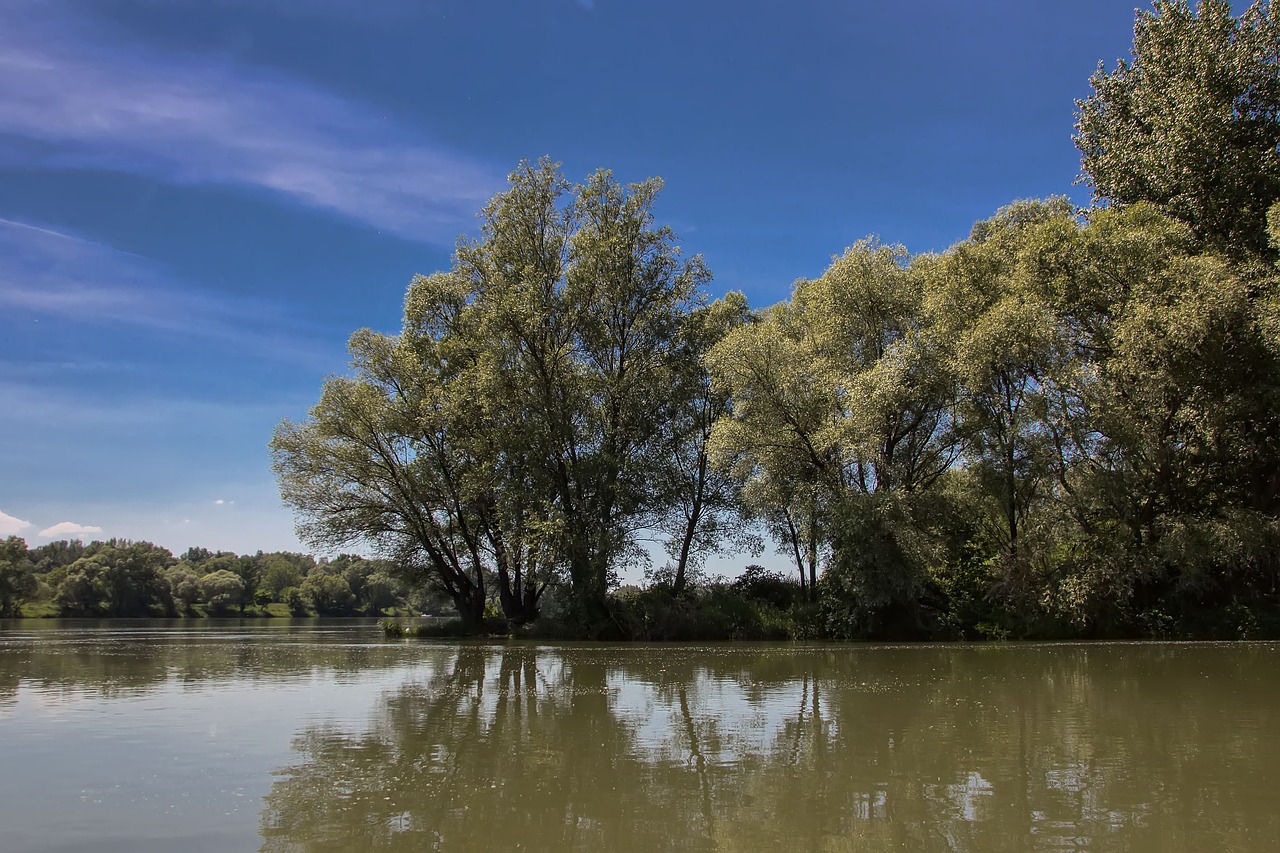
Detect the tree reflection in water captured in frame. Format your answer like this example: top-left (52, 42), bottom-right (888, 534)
top-left (260, 643), bottom-right (1280, 852)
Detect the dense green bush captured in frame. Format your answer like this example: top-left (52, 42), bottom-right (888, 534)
top-left (53, 542), bottom-right (175, 617)
top-left (199, 570), bottom-right (246, 615)
top-left (301, 572), bottom-right (355, 615)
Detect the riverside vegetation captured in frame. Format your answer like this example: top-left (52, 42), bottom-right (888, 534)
top-left (274, 0), bottom-right (1280, 641)
top-left (0, 538), bottom-right (427, 619)
top-left (8, 2), bottom-right (1279, 640)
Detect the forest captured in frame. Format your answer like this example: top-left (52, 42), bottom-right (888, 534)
top-left (0, 537), bottom-right (428, 619)
top-left (268, 0), bottom-right (1280, 640)
top-left (7, 2), bottom-right (1280, 640)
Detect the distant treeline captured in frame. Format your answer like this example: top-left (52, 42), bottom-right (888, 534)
top-left (275, 2), bottom-right (1280, 641)
top-left (0, 537), bottom-right (436, 619)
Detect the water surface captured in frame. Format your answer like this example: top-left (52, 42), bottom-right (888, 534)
top-left (1, 621), bottom-right (1276, 851)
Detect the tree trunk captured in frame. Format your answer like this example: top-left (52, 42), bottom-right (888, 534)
top-left (453, 586), bottom-right (486, 624)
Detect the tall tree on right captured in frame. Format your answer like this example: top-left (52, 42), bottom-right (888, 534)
top-left (1075, 0), bottom-right (1280, 260)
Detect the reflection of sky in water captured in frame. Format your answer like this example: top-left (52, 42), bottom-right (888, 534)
top-left (613, 668), bottom-right (829, 767)
top-left (0, 623), bottom-right (421, 852)
top-left (3, 630), bottom-right (1280, 852)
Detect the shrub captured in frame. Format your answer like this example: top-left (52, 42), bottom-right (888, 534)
top-left (301, 573), bottom-right (355, 615)
top-left (199, 570), bottom-right (245, 615)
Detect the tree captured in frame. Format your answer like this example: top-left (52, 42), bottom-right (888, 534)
top-left (283, 586), bottom-right (310, 617)
top-left (274, 158), bottom-right (711, 629)
top-left (1076, 0), bottom-right (1280, 258)
top-left (202, 554), bottom-right (258, 612)
top-left (650, 293), bottom-right (758, 593)
top-left (302, 572), bottom-right (356, 616)
top-left (328, 555), bottom-right (403, 614)
top-left (1056, 205), bottom-right (1280, 618)
top-left (181, 546), bottom-right (216, 566)
top-left (29, 539), bottom-right (86, 573)
top-left (920, 199), bottom-right (1280, 629)
top-left (167, 563), bottom-right (204, 611)
top-left (272, 328), bottom-right (501, 624)
top-left (199, 570), bottom-right (245, 615)
top-left (53, 541), bottom-right (175, 616)
top-left (261, 558), bottom-right (304, 598)
top-left (920, 199), bottom-right (1077, 570)
top-left (707, 240), bottom-right (956, 599)
top-left (0, 536), bottom-right (36, 618)
top-left (453, 160), bottom-right (711, 625)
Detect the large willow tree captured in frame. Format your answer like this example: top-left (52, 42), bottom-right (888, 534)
top-left (707, 240), bottom-right (958, 604)
top-left (273, 159), bottom-right (723, 626)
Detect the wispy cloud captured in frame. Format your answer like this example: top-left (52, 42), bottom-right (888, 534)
top-left (0, 509), bottom-right (32, 537)
top-left (0, 377), bottom-right (306, 429)
top-left (0, 0), bottom-right (501, 242)
top-left (0, 218), bottom-right (333, 366)
top-left (38, 521), bottom-right (104, 538)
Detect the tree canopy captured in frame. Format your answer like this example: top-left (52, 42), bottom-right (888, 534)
top-left (262, 1), bottom-right (1280, 639)
top-left (1076, 0), bottom-right (1280, 259)
top-left (273, 159), bottom-right (738, 628)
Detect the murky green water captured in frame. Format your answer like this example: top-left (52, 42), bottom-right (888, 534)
top-left (0, 622), bottom-right (1277, 851)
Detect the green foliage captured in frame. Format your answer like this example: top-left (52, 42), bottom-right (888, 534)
top-left (326, 556), bottom-right (403, 615)
top-left (282, 586), bottom-right (310, 617)
top-left (167, 563), bottom-right (203, 612)
top-left (608, 583), bottom-right (783, 641)
top-left (201, 554), bottom-right (258, 612)
top-left (261, 558), bottom-right (304, 598)
top-left (360, 573), bottom-right (400, 615)
top-left (0, 536), bottom-right (37, 618)
top-left (199, 570), bottom-right (245, 615)
top-left (1076, 0), bottom-right (1280, 258)
top-left (707, 239), bottom-right (957, 598)
top-left (274, 158), bottom-right (714, 626)
top-left (301, 572), bottom-right (356, 616)
top-left (818, 494), bottom-right (939, 638)
top-left (29, 539), bottom-right (87, 573)
top-left (19, 540), bottom-right (417, 619)
top-left (53, 541), bottom-right (176, 617)
top-left (731, 564), bottom-right (802, 610)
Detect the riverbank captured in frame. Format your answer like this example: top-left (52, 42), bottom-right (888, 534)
top-left (16, 601), bottom-right (421, 620)
top-left (380, 581), bottom-right (1280, 643)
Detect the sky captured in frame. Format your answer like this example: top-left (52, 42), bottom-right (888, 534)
top-left (0, 0), bottom-right (1155, 562)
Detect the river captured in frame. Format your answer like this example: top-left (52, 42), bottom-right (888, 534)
top-left (0, 621), bottom-right (1276, 851)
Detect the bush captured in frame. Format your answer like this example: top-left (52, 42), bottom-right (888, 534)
top-left (198, 570), bottom-right (245, 615)
top-left (301, 573), bottom-right (355, 615)
top-left (732, 565), bottom-right (802, 609)
top-left (610, 583), bottom-right (778, 641)
top-left (282, 586), bottom-right (310, 616)
top-left (53, 542), bottom-right (176, 617)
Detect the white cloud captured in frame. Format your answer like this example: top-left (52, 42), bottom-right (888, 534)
top-left (38, 521), bottom-right (105, 538)
top-left (0, 510), bottom-right (33, 537)
top-left (0, 1), bottom-right (502, 243)
top-left (213, 499), bottom-right (235, 506)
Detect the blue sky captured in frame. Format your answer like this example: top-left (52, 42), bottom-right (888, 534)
top-left (0, 0), bottom-right (1150, 559)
